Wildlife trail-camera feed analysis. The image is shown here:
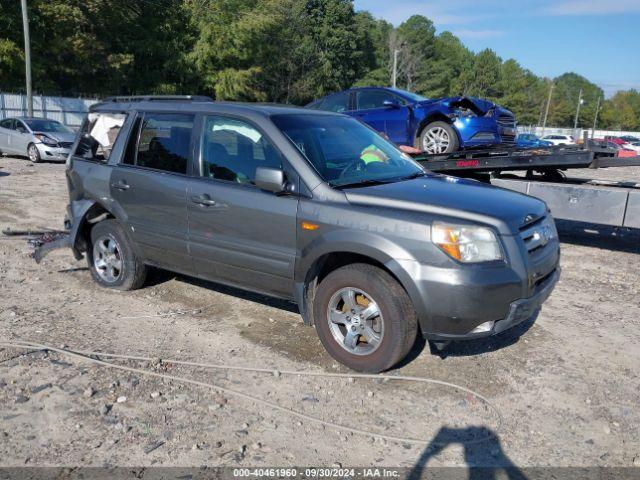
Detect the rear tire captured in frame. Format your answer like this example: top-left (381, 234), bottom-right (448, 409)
top-left (416, 121), bottom-right (459, 154)
top-left (313, 263), bottom-right (418, 373)
top-left (27, 143), bottom-right (41, 163)
top-left (88, 219), bottom-right (147, 291)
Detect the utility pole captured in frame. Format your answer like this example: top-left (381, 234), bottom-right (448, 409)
top-left (392, 49), bottom-right (399, 89)
top-left (20, 0), bottom-right (33, 117)
top-left (541, 82), bottom-right (554, 137)
top-left (591, 96), bottom-right (601, 139)
top-left (573, 88), bottom-right (583, 130)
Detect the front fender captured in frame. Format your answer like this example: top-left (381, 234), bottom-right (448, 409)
top-left (294, 229), bottom-right (430, 327)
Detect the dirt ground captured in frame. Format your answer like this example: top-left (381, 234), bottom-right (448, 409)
top-left (0, 155), bottom-right (639, 469)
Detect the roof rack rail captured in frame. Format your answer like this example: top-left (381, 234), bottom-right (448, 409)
top-left (103, 95), bottom-right (213, 103)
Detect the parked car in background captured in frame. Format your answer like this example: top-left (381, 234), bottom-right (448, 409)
top-left (604, 136), bottom-right (628, 146)
top-left (516, 133), bottom-right (553, 148)
top-left (541, 134), bottom-right (576, 146)
top-left (306, 87), bottom-right (517, 154)
top-left (610, 143), bottom-right (638, 157)
top-left (627, 142), bottom-right (640, 154)
top-left (0, 117), bottom-right (75, 162)
top-left (619, 135), bottom-right (640, 144)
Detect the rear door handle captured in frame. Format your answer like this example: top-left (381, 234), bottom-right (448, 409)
top-left (191, 194), bottom-right (217, 206)
top-left (111, 180), bottom-right (130, 190)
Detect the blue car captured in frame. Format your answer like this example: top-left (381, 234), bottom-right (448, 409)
top-left (516, 133), bottom-right (553, 148)
top-left (306, 87), bottom-right (517, 154)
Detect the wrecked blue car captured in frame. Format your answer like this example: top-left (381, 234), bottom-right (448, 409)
top-left (307, 87), bottom-right (517, 154)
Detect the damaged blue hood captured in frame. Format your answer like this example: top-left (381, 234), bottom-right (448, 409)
top-left (413, 96), bottom-right (503, 116)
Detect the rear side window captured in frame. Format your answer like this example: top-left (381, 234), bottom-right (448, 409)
top-left (74, 113), bottom-right (127, 162)
top-left (0, 119), bottom-right (14, 129)
top-left (356, 90), bottom-right (397, 110)
top-left (135, 113), bottom-right (194, 174)
top-left (200, 115), bottom-right (281, 185)
top-left (320, 92), bottom-right (350, 113)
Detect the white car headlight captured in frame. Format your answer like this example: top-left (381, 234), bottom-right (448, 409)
top-left (432, 222), bottom-right (503, 263)
top-left (35, 134), bottom-right (58, 146)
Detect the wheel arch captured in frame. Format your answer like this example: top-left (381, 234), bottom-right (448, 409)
top-left (414, 112), bottom-right (461, 145)
top-left (294, 241), bottom-right (424, 329)
top-left (68, 200), bottom-right (133, 258)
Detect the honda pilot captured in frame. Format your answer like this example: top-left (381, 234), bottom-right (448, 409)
top-left (60, 96), bottom-right (560, 372)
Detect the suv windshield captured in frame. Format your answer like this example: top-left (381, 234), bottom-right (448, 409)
top-left (25, 119), bottom-right (72, 133)
top-left (271, 114), bottom-right (424, 188)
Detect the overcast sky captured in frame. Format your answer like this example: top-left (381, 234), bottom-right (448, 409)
top-left (353, 0), bottom-right (640, 97)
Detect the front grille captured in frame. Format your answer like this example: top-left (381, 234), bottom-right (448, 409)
top-left (497, 114), bottom-right (516, 127)
top-left (59, 142), bottom-right (73, 148)
top-left (498, 114), bottom-right (516, 144)
top-left (520, 215), bottom-right (551, 255)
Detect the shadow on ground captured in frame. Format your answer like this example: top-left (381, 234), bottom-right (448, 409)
top-left (556, 220), bottom-right (640, 254)
top-left (145, 267), bottom-right (299, 314)
top-left (408, 426), bottom-right (527, 480)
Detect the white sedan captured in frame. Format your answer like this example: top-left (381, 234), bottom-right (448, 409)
top-left (624, 142), bottom-right (640, 154)
top-left (541, 134), bottom-right (577, 146)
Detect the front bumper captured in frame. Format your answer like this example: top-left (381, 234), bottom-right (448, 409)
top-left (454, 116), bottom-right (516, 148)
top-left (35, 143), bottom-right (70, 161)
top-left (392, 239), bottom-right (560, 340)
top-left (425, 267), bottom-right (559, 341)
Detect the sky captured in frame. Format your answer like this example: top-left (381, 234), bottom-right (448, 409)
top-left (353, 0), bottom-right (640, 97)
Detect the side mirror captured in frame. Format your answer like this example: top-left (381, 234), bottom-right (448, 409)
top-left (383, 99), bottom-right (400, 109)
top-left (255, 166), bottom-right (285, 193)
top-left (16, 127), bottom-right (27, 133)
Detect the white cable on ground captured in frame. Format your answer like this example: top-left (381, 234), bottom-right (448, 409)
top-left (0, 339), bottom-right (503, 447)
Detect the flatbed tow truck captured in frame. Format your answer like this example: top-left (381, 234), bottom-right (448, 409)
top-left (412, 137), bottom-right (640, 229)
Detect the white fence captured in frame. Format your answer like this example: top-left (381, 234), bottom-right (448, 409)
top-left (518, 125), bottom-right (640, 140)
top-left (0, 92), bottom-right (99, 127)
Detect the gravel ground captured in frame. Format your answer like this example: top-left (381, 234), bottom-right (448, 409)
top-left (0, 155), bottom-right (639, 469)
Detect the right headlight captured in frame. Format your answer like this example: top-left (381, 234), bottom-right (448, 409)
top-left (431, 222), bottom-right (503, 263)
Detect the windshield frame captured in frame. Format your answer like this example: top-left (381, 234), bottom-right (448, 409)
top-left (270, 113), bottom-right (426, 189)
top-left (392, 89), bottom-right (429, 103)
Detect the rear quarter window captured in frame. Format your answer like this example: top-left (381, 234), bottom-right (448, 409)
top-left (74, 113), bottom-right (127, 162)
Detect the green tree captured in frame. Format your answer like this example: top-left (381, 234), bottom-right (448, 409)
top-left (600, 91), bottom-right (639, 130)
top-left (420, 31), bottom-right (473, 98)
top-left (457, 48), bottom-right (503, 100)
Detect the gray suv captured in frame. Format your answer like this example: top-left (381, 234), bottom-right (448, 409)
top-left (62, 96), bottom-right (560, 372)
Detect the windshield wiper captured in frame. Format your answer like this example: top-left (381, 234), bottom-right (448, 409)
top-left (333, 178), bottom-right (394, 189)
top-left (399, 171), bottom-right (427, 181)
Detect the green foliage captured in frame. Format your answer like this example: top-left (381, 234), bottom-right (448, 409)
top-left (0, 0), bottom-right (635, 129)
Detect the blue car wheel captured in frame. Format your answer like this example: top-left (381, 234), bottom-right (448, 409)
top-left (418, 121), bottom-right (459, 154)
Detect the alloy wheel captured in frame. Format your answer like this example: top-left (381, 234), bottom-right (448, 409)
top-left (326, 287), bottom-right (384, 356)
top-left (422, 127), bottom-right (451, 154)
top-left (28, 145), bottom-right (39, 162)
top-left (92, 235), bottom-right (123, 283)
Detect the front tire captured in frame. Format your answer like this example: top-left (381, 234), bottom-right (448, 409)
top-left (27, 143), bottom-right (41, 163)
top-left (313, 264), bottom-right (418, 373)
top-left (88, 219), bottom-right (147, 291)
top-left (417, 121), bottom-right (459, 154)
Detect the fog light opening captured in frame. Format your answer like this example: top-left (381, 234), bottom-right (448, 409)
top-left (471, 320), bottom-right (495, 334)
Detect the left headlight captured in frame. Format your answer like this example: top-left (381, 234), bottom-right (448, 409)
top-left (35, 134), bottom-right (58, 146)
top-left (432, 222), bottom-right (503, 263)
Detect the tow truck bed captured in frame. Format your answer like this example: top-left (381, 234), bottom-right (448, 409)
top-left (412, 144), bottom-right (640, 229)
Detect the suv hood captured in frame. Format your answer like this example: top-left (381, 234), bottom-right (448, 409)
top-left (414, 96), bottom-right (509, 116)
top-left (344, 175), bottom-right (547, 234)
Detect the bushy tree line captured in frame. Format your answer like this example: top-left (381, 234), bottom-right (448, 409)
top-left (1, 0), bottom-right (637, 130)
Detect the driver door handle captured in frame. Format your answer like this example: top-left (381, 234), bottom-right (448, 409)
top-left (111, 180), bottom-right (130, 190)
top-left (191, 194), bottom-right (217, 207)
